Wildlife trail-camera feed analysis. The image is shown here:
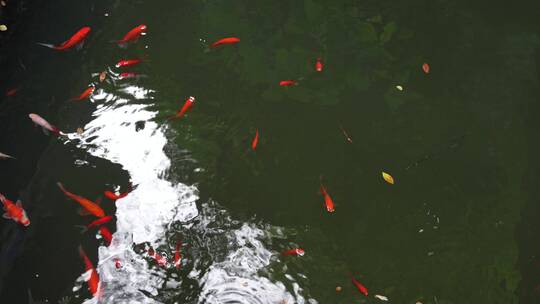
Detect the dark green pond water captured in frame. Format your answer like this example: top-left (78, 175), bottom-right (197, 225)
top-left (1, 0), bottom-right (539, 303)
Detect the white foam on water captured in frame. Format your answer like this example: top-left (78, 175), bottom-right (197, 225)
top-left (66, 86), bottom-right (316, 304)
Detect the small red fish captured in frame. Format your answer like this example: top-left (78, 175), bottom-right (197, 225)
top-left (76, 215), bottom-right (114, 233)
top-left (170, 96), bottom-right (195, 120)
top-left (38, 27), bottom-right (91, 51)
top-left (148, 247), bottom-right (168, 267)
top-left (282, 248), bottom-right (305, 256)
top-left (73, 86), bottom-right (95, 101)
top-left (251, 129), bottom-right (259, 151)
top-left (117, 24), bottom-right (147, 47)
top-left (0, 193), bottom-right (30, 226)
top-left (115, 58), bottom-right (142, 68)
top-left (104, 184), bottom-right (132, 201)
top-left (315, 57), bottom-right (323, 72)
top-left (210, 37), bottom-right (240, 48)
top-left (119, 72), bottom-right (138, 80)
top-left (279, 80), bottom-right (296, 87)
top-left (174, 240), bottom-right (182, 269)
top-left (57, 182), bottom-right (105, 218)
top-left (99, 226), bottom-right (113, 246)
top-left (320, 180), bottom-right (335, 213)
top-left (78, 246), bottom-right (100, 296)
top-left (114, 258), bottom-right (122, 269)
top-left (6, 88), bottom-right (18, 96)
top-left (422, 63), bottom-right (430, 74)
top-left (351, 276), bottom-right (368, 296)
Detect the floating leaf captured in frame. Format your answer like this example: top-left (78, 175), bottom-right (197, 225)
top-left (0, 25), bottom-right (7, 31)
top-left (382, 171), bottom-right (394, 184)
top-left (422, 63), bottom-right (430, 74)
top-left (375, 294), bottom-right (389, 301)
top-left (396, 85), bottom-right (403, 91)
top-left (0, 1), bottom-right (6, 7)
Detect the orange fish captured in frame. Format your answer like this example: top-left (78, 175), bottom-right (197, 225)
top-left (351, 276), bottom-right (368, 296)
top-left (114, 258), bottom-right (122, 269)
top-left (174, 240), bottom-right (182, 269)
top-left (315, 57), bottom-right (323, 72)
top-left (38, 27), bottom-right (91, 51)
top-left (0, 193), bottom-right (30, 226)
top-left (99, 226), bottom-right (112, 246)
top-left (279, 80), bottom-right (296, 87)
top-left (282, 248), bottom-right (305, 256)
top-left (210, 37), bottom-right (240, 48)
top-left (422, 63), bottom-right (430, 74)
top-left (319, 179), bottom-right (335, 213)
top-left (73, 86), bottom-right (95, 101)
top-left (104, 184), bottom-right (132, 201)
top-left (115, 58), bottom-right (142, 68)
top-left (117, 24), bottom-right (147, 47)
top-left (119, 72), bottom-right (138, 80)
top-left (6, 87), bottom-right (18, 96)
top-left (57, 182), bottom-right (105, 218)
top-left (78, 246), bottom-right (100, 296)
top-left (76, 215), bottom-right (114, 233)
top-left (251, 129), bottom-right (259, 151)
top-left (170, 96), bottom-right (195, 120)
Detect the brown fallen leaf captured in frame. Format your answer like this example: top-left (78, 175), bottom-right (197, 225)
top-left (335, 286), bottom-right (342, 292)
top-left (0, 1), bottom-right (6, 7)
top-left (76, 127), bottom-right (84, 134)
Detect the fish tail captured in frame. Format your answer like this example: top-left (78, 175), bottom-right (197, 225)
top-left (57, 182), bottom-right (68, 194)
top-left (74, 225), bottom-right (88, 234)
top-left (36, 42), bottom-right (57, 49)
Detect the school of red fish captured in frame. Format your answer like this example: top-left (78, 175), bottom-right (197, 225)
top-left (1, 22), bottom-right (434, 302)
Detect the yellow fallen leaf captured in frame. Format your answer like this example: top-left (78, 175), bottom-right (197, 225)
top-left (0, 25), bottom-right (7, 31)
top-left (382, 171), bottom-right (394, 184)
top-left (396, 85), bottom-right (403, 91)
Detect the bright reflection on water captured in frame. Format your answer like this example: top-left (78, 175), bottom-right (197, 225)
top-left (65, 85), bottom-right (315, 304)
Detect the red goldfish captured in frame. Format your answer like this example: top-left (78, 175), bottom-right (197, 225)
top-left (315, 57), bottom-right (323, 72)
top-left (174, 240), bottom-right (182, 269)
top-left (104, 184), bottom-right (132, 201)
top-left (78, 246), bottom-right (100, 296)
top-left (282, 248), bottom-right (305, 257)
top-left (99, 226), bottom-right (112, 246)
top-left (114, 258), bottom-right (122, 269)
top-left (422, 63), bottom-right (430, 74)
top-left (279, 80), bottom-right (296, 86)
top-left (119, 72), bottom-right (138, 80)
top-left (319, 179), bottom-right (335, 213)
top-left (351, 276), bottom-right (368, 296)
top-left (117, 24), bottom-right (147, 47)
top-left (251, 129), bottom-right (259, 151)
top-left (73, 86), bottom-right (95, 101)
top-left (148, 247), bottom-right (168, 267)
top-left (6, 88), bottom-right (18, 96)
top-left (28, 113), bottom-right (63, 136)
top-left (210, 37), bottom-right (240, 48)
top-left (115, 58), bottom-right (142, 68)
top-left (38, 27), bottom-right (91, 51)
top-left (0, 193), bottom-right (30, 226)
top-left (57, 182), bottom-right (105, 218)
top-left (170, 96), bottom-right (195, 120)
top-left (76, 215), bottom-right (114, 233)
